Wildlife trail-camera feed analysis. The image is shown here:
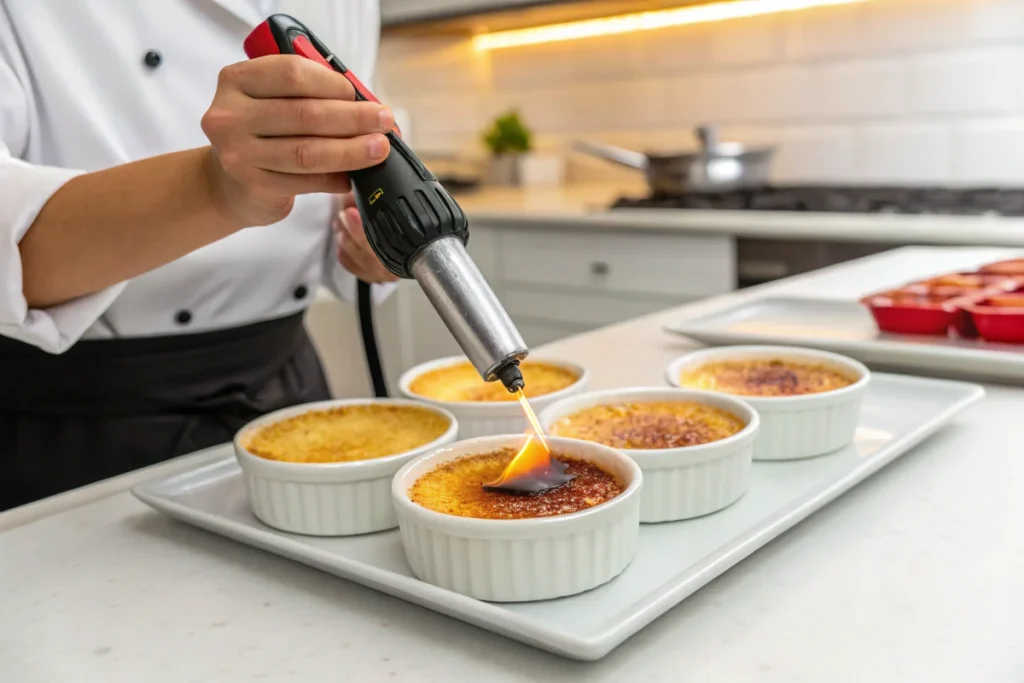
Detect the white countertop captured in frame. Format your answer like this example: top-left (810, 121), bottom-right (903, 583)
top-left (2, 247), bottom-right (1022, 682)
top-left (456, 184), bottom-right (1024, 246)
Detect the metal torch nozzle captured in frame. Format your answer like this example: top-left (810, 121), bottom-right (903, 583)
top-left (409, 237), bottom-right (529, 389)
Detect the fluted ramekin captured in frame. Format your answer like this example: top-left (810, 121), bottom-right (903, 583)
top-left (397, 356), bottom-right (588, 438)
top-left (666, 345), bottom-right (870, 461)
top-left (234, 399), bottom-right (458, 537)
top-left (392, 435), bottom-right (641, 602)
top-left (540, 388), bottom-right (758, 523)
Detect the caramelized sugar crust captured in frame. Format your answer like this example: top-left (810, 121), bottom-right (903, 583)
top-left (245, 405), bottom-right (450, 464)
top-left (550, 401), bottom-right (745, 449)
top-left (408, 361), bottom-right (579, 403)
top-left (409, 448), bottom-right (624, 520)
top-left (680, 359), bottom-right (856, 397)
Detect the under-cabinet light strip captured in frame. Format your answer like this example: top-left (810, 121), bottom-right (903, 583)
top-left (473, 0), bottom-right (868, 51)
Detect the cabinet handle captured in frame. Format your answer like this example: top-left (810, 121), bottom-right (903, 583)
top-left (591, 261), bottom-right (610, 276)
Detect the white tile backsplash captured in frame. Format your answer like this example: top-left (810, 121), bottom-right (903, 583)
top-left (952, 119), bottom-right (1024, 184)
top-left (813, 59), bottom-right (906, 119)
top-left (858, 0), bottom-right (968, 54)
top-left (782, 4), bottom-right (868, 60)
top-left (639, 24), bottom-right (714, 74)
top-left (776, 126), bottom-right (856, 183)
top-left (565, 78), bottom-right (669, 132)
top-left (663, 72), bottom-right (743, 126)
top-left (380, 0), bottom-right (1024, 185)
top-left (855, 123), bottom-right (950, 183)
top-left (376, 35), bottom-right (481, 94)
top-left (737, 66), bottom-right (815, 122)
top-left (709, 15), bottom-right (781, 66)
top-left (910, 47), bottom-right (1024, 114)
top-left (968, 0), bottom-right (1024, 42)
top-left (490, 32), bottom-right (645, 87)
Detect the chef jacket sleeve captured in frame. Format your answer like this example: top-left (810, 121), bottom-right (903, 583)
top-left (0, 11), bottom-right (126, 354)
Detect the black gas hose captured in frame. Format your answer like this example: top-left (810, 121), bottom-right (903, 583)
top-left (357, 280), bottom-right (388, 398)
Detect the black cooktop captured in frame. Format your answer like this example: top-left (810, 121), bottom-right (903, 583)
top-left (610, 186), bottom-right (1024, 216)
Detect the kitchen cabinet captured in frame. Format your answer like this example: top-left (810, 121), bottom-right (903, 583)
top-left (491, 226), bottom-right (735, 351)
top-left (380, 0), bottom-right (690, 28)
top-left (381, 0), bottom-right (555, 25)
top-left (306, 224), bottom-right (736, 395)
top-left (306, 222), bottom-right (735, 396)
top-left (307, 224), bottom-right (735, 397)
top-left (502, 287), bottom-right (691, 329)
top-left (497, 228), bottom-right (735, 299)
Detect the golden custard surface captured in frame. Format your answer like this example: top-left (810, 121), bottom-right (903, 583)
top-left (550, 401), bottom-right (745, 449)
top-left (408, 360), bottom-right (579, 402)
top-left (409, 448), bottom-right (623, 520)
top-left (245, 405), bottom-right (449, 464)
top-left (680, 359), bottom-right (856, 397)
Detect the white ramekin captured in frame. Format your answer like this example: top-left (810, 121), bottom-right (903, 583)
top-left (665, 345), bottom-right (870, 461)
top-left (234, 399), bottom-right (458, 537)
top-left (397, 355), bottom-right (589, 438)
top-left (539, 388), bottom-right (759, 523)
top-left (392, 434), bottom-right (642, 602)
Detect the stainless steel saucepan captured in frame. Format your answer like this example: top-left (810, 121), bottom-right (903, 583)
top-left (572, 125), bottom-right (775, 193)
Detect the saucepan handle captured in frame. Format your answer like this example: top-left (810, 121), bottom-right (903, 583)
top-left (571, 140), bottom-right (649, 171)
top-left (695, 125), bottom-right (720, 154)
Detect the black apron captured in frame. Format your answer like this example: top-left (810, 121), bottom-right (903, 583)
top-left (0, 313), bottom-right (331, 511)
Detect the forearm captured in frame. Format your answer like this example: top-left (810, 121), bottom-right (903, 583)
top-left (19, 147), bottom-right (244, 308)
top-left (19, 54), bottom-right (393, 310)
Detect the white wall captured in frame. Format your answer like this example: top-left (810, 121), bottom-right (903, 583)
top-left (376, 0), bottom-right (1024, 186)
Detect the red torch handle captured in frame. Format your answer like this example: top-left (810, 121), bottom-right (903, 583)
top-left (244, 14), bottom-right (398, 133)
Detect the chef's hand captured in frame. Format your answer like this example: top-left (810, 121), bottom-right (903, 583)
top-left (333, 192), bottom-right (399, 284)
top-left (201, 55), bottom-right (394, 227)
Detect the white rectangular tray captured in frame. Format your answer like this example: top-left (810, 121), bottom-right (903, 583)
top-left (666, 296), bottom-right (1024, 383)
top-left (133, 374), bottom-right (983, 661)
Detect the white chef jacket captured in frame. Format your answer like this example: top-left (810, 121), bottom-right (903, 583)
top-left (0, 0), bottom-right (387, 354)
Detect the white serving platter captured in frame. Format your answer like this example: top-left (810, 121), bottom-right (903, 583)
top-left (133, 374), bottom-right (983, 661)
top-left (665, 296), bottom-right (1024, 383)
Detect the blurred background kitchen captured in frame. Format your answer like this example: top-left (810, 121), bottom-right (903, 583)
top-left (308, 0), bottom-right (1024, 397)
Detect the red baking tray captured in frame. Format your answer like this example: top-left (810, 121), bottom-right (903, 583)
top-left (861, 268), bottom-right (1024, 339)
top-left (965, 289), bottom-right (1024, 343)
top-left (861, 288), bottom-right (977, 337)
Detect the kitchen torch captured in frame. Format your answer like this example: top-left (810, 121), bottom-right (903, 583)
top-left (244, 14), bottom-right (528, 393)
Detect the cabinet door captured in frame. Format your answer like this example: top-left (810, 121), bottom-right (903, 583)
top-left (503, 287), bottom-right (692, 328)
top-left (498, 229), bottom-right (736, 298)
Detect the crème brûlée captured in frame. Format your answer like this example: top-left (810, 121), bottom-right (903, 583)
top-left (409, 448), bottom-right (623, 520)
top-left (244, 405), bottom-right (450, 464)
top-left (679, 359), bottom-right (856, 397)
top-left (550, 401), bottom-right (745, 449)
top-left (408, 360), bottom-right (579, 403)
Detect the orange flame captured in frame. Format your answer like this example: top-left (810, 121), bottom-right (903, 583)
top-left (517, 389), bottom-right (548, 451)
top-left (485, 389), bottom-right (555, 489)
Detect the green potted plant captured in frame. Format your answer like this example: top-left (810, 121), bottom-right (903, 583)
top-left (482, 110), bottom-right (532, 186)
